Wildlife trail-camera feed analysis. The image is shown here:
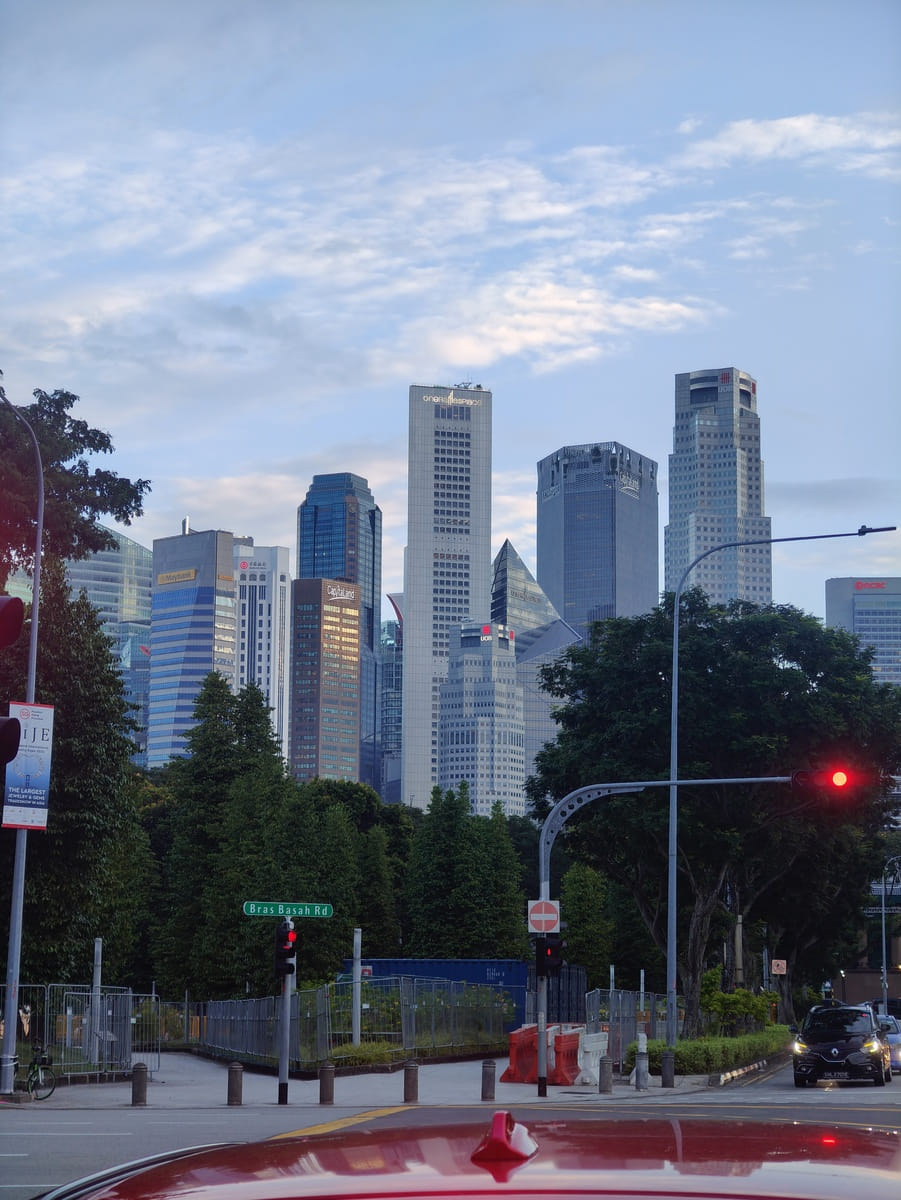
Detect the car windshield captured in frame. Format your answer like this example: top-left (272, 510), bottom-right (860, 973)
top-left (804, 1009), bottom-right (872, 1035)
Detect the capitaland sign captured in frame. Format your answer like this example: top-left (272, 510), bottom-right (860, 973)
top-left (855, 581), bottom-right (886, 589)
top-left (327, 584), bottom-right (356, 601)
top-left (421, 389), bottom-right (482, 406)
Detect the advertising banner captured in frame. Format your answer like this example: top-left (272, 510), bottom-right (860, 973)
top-left (2, 702), bottom-right (55, 830)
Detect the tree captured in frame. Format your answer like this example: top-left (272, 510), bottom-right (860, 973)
top-left (560, 863), bottom-right (614, 991)
top-left (0, 558), bottom-right (143, 980)
top-left (0, 387), bottom-right (150, 590)
top-left (526, 593), bottom-right (901, 1034)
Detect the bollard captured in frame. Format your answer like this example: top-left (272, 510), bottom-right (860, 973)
top-left (227, 1061), bottom-right (243, 1106)
top-left (661, 1049), bottom-right (675, 1088)
top-left (481, 1058), bottom-right (496, 1102)
top-left (635, 1051), bottom-right (649, 1091)
top-left (131, 1061), bottom-right (148, 1107)
top-left (403, 1059), bottom-right (419, 1104)
top-left (319, 1062), bottom-right (335, 1105)
top-left (598, 1054), bottom-right (613, 1095)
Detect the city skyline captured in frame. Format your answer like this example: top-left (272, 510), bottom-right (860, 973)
top-left (2, 2), bottom-right (899, 619)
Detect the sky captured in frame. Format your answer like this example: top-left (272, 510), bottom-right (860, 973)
top-left (2, 0), bottom-right (900, 620)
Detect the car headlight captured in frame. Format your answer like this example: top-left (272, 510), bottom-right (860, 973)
top-left (793, 1039), bottom-right (807, 1054)
top-left (862, 1038), bottom-right (881, 1053)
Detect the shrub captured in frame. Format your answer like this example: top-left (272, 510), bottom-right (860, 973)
top-left (625, 1026), bottom-right (791, 1075)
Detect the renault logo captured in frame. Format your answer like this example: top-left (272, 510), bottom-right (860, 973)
top-left (831, 1048), bottom-right (839, 1057)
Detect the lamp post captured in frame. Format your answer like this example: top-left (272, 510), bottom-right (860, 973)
top-left (664, 524), bottom-right (896, 1082)
top-left (0, 391), bottom-right (45, 1095)
top-left (881, 855), bottom-right (901, 1017)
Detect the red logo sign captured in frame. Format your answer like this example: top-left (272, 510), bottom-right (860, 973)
top-left (855, 581), bottom-right (885, 589)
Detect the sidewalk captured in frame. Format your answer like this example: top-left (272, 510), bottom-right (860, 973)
top-left (21, 1053), bottom-right (711, 1110)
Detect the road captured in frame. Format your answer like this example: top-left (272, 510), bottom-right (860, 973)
top-left (2, 1056), bottom-right (900, 1199)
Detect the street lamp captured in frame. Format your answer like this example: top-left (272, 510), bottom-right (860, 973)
top-left (881, 855), bottom-right (901, 1017)
top-left (664, 524), bottom-right (896, 1084)
top-left (0, 389), bottom-right (45, 1095)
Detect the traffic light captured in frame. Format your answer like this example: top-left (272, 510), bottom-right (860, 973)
top-left (791, 767), bottom-right (878, 796)
top-left (0, 597), bottom-right (24, 764)
top-left (274, 918), bottom-right (297, 978)
top-left (546, 932), bottom-right (566, 976)
top-left (535, 935), bottom-right (548, 979)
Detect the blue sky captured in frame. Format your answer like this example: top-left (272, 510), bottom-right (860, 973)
top-left (2, 0), bottom-right (899, 619)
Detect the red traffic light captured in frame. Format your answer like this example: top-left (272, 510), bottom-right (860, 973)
top-left (791, 766), bottom-right (879, 795)
top-left (829, 769), bottom-right (849, 788)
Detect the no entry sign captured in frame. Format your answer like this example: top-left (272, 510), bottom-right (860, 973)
top-left (528, 898), bottom-right (560, 934)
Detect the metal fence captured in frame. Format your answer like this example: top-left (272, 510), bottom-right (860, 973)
top-left (1, 984), bottom-right (161, 1078)
top-left (585, 987), bottom-right (673, 1069)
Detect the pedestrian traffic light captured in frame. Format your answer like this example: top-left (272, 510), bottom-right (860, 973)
top-left (274, 918), bottom-right (297, 978)
top-left (0, 596), bottom-right (24, 649)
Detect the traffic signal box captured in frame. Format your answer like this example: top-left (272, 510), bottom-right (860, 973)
top-left (274, 918), bottom-right (297, 978)
top-left (791, 767), bottom-right (879, 796)
top-left (0, 596), bottom-right (24, 764)
top-left (536, 932), bottom-right (566, 978)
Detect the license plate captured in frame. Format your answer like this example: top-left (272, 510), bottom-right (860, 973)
top-left (822, 1071), bottom-right (848, 1080)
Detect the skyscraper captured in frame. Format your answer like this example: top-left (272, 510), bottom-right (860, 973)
top-left (536, 441), bottom-right (658, 636)
top-left (289, 577), bottom-right (361, 782)
top-left (491, 539), bottom-right (581, 786)
top-left (66, 526), bottom-right (152, 767)
top-left (825, 577), bottom-right (901, 685)
top-left (665, 368), bottom-right (772, 604)
top-left (402, 383), bottom-right (492, 809)
top-left (148, 524), bottom-right (237, 767)
top-left (233, 541), bottom-right (292, 754)
top-left (438, 621), bottom-right (525, 817)
top-left (379, 593), bottom-right (404, 804)
top-left (296, 473), bottom-right (381, 789)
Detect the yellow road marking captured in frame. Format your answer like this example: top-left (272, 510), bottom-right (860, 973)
top-left (269, 1107), bottom-right (409, 1138)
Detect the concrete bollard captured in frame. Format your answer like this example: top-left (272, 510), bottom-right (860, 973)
top-left (403, 1060), bottom-right (419, 1103)
top-left (319, 1062), bottom-right (335, 1105)
top-left (481, 1058), bottom-right (496, 1101)
top-left (661, 1049), bottom-right (675, 1088)
top-left (227, 1061), bottom-right (243, 1106)
top-left (598, 1054), bottom-right (613, 1095)
top-left (131, 1061), bottom-right (148, 1107)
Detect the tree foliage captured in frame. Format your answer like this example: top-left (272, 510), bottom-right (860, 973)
top-left (526, 592), bottom-right (901, 1030)
top-left (0, 387), bottom-right (150, 590)
top-left (0, 558), bottom-right (144, 980)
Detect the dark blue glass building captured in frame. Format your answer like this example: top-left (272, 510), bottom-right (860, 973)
top-left (296, 473), bottom-right (382, 791)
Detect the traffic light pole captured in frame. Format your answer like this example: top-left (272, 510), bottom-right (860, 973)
top-left (278, 968), bottom-right (293, 1104)
top-left (0, 395), bottom-right (44, 1096)
top-left (535, 775), bottom-right (795, 1097)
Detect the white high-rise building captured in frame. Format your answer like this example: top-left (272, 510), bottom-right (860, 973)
top-left (234, 541), bottom-right (292, 755)
top-left (401, 383), bottom-right (492, 809)
top-left (665, 368), bottom-right (772, 604)
top-left (438, 622), bottom-right (525, 817)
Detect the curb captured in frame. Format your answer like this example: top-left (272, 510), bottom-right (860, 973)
top-left (710, 1050), bottom-right (791, 1087)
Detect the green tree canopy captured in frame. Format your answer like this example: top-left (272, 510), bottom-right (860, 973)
top-left (526, 592), bottom-right (901, 1030)
top-left (0, 558), bottom-right (144, 980)
top-left (0, 387), bottom-right (150, 590)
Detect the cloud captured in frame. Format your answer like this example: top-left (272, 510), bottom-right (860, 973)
top-left (674, 113), bottom-right (901, 178)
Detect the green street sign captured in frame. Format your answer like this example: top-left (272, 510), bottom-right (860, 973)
top-left (242, 901), bottom-right (334, 918)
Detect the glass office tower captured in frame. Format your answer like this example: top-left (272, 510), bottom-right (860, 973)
top-left (826, 577), bottom-right (901, 685)
top-left (536, 441), bottom-right (659, 637)
top-left (665, 368), bottom-right (772, 604)
top-left (66, 526), bottom-right (152, 767)
top-left (402, 384), bottom-right (492, 809)
top-left (148, 526), bottom-right (237, 766)
top-left (297, 473), bottom-right (381, 790)
top-left (233, 541), bottom-right (292, 755)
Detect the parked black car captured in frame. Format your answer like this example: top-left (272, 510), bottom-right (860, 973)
top-left (791, 1004), bottom-right (892, 1087)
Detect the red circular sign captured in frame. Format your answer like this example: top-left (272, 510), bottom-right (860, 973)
top-left (528, 900), bottom-right (560, 932)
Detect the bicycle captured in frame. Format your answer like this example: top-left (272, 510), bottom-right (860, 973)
top-left (15, 1044), bottom-right (56, 1100)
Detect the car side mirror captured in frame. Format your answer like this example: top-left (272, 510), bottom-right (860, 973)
top-left (788, 1024), bottom-right (798, 1035)
top-left (879, 1022), bottom-right (891, 1034)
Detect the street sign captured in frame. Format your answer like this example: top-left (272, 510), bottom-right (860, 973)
top-left (528, 898), bottom-right (560, 934)
top-left (771, 959), bottom-right (787, 975)
top-left (864, 906), bottom-right (901, 916)
top-left (243, 901), bottom-right (334, 918)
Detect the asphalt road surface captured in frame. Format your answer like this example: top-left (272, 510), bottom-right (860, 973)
top-left (3, 1055), bottom-right (900, 1199)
